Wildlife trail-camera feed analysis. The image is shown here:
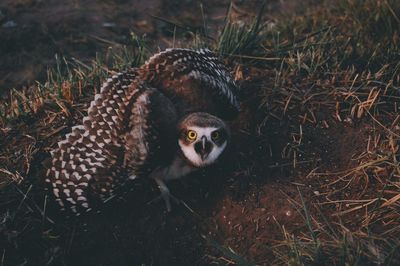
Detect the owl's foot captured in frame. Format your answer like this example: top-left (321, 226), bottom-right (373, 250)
top-left (148, 178), bottom-right (180, 212)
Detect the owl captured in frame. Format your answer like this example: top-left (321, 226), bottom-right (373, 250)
top-left (44, 48), bottom-right (240, 215)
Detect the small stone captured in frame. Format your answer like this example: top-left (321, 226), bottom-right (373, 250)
top-left (102, 22), bottom-right (116, 28)
top-left (2, 20), bottom-right (17, 28)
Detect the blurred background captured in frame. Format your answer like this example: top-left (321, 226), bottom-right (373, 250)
top-left (0, 0), bottom-right (306, 94)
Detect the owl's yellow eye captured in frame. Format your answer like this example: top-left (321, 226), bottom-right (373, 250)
top-left (211, 131), bottom-right (220, 140)
top-left (187, 130), bottom-right (197, 141)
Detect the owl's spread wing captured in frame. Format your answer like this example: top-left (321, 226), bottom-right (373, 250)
top-left (45, 71), bottom-right (177, 215)
top-left (45, 48), bottom-right (238, 215)
top-left (140, 48), bottom-right (240, 119)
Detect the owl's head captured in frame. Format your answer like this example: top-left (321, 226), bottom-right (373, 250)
top-left (178, 112), bottom-right (229, 168)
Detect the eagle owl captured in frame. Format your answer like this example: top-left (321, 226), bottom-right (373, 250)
top-left (44, 48), bottom-right (240, 215)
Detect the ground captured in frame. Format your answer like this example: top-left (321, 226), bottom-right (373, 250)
top-left (0, 0), bottom-right (290, 93)
top-left (1, 0), bottom-right (400, 265)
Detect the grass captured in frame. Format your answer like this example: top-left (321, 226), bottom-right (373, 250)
top-left (216, 1), bottom-right (266, 57)
top-left (254, 0), bottom-right (400, 264)
top-left (1, 0), bottom-right (400, 265)
top-left (207, 0), bottom-right (400, 265)
top-left (0, 34), bottom-right (148, 124)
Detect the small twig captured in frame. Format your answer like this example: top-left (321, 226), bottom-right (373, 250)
top-left (332, 198), bottom-right (379, 216)
top-left (318, 198), bottom-right (379, 205)
top-left (14, 184), bottom-right (32, 217)
top-left (366, 110), bottom-right (400, 138)
top-left (267, 159), bottom-right (317, 169)
top-left (1, 249), bottom-right (5, 266)
top-left (43, 125), bottom-right (67, 139)
top-left (180, 199), bottom-right (201, 218)
top-left (221, 53), bottom-right (281, 61)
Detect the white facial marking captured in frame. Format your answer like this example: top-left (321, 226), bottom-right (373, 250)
top-left (178, 126), bottom-right (227, 167)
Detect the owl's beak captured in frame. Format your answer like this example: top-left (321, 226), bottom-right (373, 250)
top-left (195, 136), bottom-right (212, 160)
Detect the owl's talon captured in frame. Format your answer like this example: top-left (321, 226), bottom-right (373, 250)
top-left (147, 190), bottom-right (180, 212)
top-left (148, 178), bottom-right (180, 212)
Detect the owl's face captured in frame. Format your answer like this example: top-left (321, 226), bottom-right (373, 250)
top-left (178, 113), bottom-right (229, 168)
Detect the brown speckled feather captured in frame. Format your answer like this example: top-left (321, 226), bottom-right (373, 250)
top-left (140, 48), bottom-right (240, 119)
top-left (45, 70), bottom-right (177, 215)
